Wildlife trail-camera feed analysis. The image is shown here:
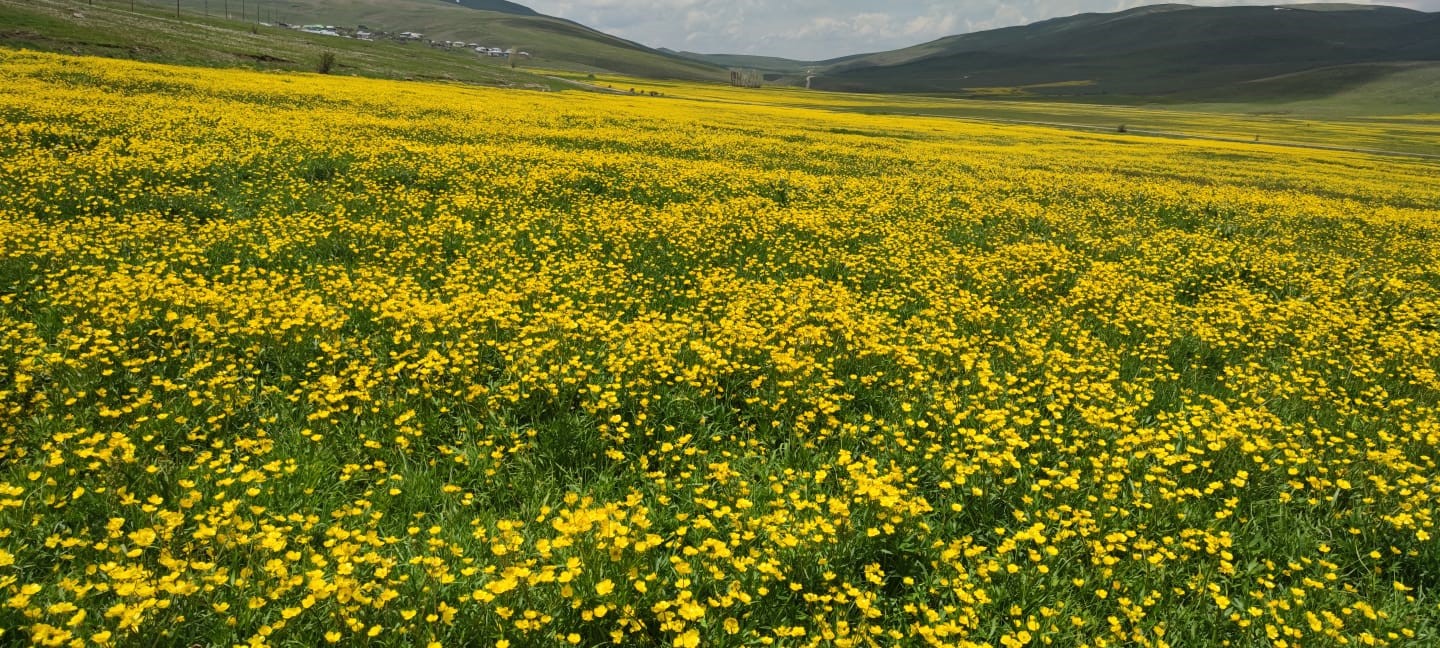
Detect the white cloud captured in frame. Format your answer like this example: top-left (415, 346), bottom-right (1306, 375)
top-left (519, 0), bottom-right (1440, 59)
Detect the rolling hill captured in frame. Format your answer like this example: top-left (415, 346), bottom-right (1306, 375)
top-left (808, 4), bottom-right (1440, 100)
top-left (254, 0), bottom-right (722, 79)
top-left (8, 0), bottom-right (1437, 108)
top-left (673, 4), bottom-right (1440, 104)
top-left (663, 50), bottom-right (816, 75)
top-left (0, 0), bottom-right (723, 81)
top-left (0, 0), bottom-right (569, 87)
top-left (450, 0), bottom-right (538, 17)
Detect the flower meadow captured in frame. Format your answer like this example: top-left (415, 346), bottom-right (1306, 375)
top-left (0, 50), bottom-right (1438, 648)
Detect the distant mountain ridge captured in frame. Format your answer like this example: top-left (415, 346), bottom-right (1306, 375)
top-left (679, 3), bottom-right (1440, 101)
top-left (447, 0), bottom-right (538, 16)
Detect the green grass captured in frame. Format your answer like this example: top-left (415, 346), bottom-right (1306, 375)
top-left (0, 0), bottom-right (724, 85)
top-left (753, 5), bottom-right (1440, 107)
top-left (832, 99), bottom-right (1440, 157)
top-left (666, 51), bottom-right (819, 75)
top-left (1171, 62), bottom-right (1440, 117)
top-left (0, 0), bottom-right (573, 87)
top-left (0, 49), bottom-right (1437, 648)
top-left (158, 0), bottom-right (724, 79)
top-left (554, 72), bottom-right (1440, 157)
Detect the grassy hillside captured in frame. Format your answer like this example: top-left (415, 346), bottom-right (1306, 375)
top-left (451, 0), bottom-right (538, 16)
top-left (665, 50), bottom-right (818, 74)
top-left (229, 0), bottom-right (723, 79)
top-left (806, 4), bottom-right (1440, 102)
top-left (1181, 61), bottom-right (1440, 114)
top-left (0, 0), bottom-right (722, 80)
top-left (0, 0), bottom-right (565, 87)
top-left (551, 70), bottom-right (1440, 155)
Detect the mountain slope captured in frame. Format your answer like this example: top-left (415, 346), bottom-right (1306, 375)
top-left (450, 0), bottom-right (538, 16)
top-left (258, 0), bottom-right (721, 79)
top-left (664, 50), bottom-right (818, 74)
top-left (66, 0), bottom-right (721, 80)
top-left (807, 4), bottom-right (1440, 100)
top-left (0, 0), bottom-right (563, 88)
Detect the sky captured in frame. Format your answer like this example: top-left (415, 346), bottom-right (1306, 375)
top-left (518, 0), bottom-right (1440, 59)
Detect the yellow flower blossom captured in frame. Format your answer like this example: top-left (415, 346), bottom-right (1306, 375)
top-left (0, 48), bottom-right (1434, 648)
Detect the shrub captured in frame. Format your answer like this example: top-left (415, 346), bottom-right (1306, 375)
top-left (316, 52), bottom-right (336, 74)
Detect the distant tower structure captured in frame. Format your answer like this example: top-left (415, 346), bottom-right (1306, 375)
top-left (805, 69), bottom-right (817, 89)
top-left (729, 68), bottom-right (762, 88)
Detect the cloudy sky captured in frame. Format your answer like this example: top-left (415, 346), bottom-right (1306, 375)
top-left (519, 0), bottom-right (1439, 59)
